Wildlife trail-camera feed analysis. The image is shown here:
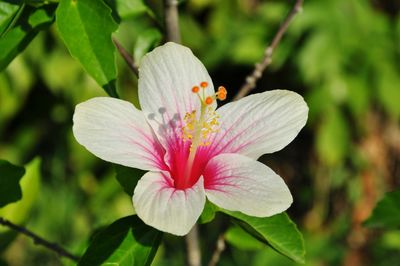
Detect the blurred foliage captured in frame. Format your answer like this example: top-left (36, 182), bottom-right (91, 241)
top-left (364, 189), bottom-right (400, 229)
top-left (0, 160), bottom-right (24, 208)
top-left (0, 0), bottom-right (399, 265)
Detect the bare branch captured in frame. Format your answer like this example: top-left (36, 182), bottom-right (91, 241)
top-left (162, 2), bottom-right (202, 265)
top-left (164, 0), bottom-right (181, 43)
top-left (0, 217), bottom-right (80, 262)
top-left (208, 234), bottom-right (226, 266)
top-left (185, 225), bottom-right (201, 266)
top-left (113, 37), bottom-right (139, 76)
top-left (233, 0), bottom-right (304, 101)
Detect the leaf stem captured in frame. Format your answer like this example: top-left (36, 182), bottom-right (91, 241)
top-left (233, 0), bottom-right (304, 101)
top-left (0, 217), bottom-right (80, 262)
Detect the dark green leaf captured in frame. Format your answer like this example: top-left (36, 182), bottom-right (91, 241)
top-left (78, 215), bottom-right (163, 266)
top-left (115, 165), bottom-right (145, 197)
top-left (0, 4), bottom-right (55, 71)
top-left (364, 189), bottom-right (400, 229)
top-left (56, 0), bottom-right (118, 97)
top-left (0, 158), bottom-right (41, 252)
top-left (0, 160), bottom-right (25, 208)
top-left (222, 210), bottom-right (305, 264)
top-left (0, 230), bottom-right (17, 253)
top-left (0, 158), bottom-right (41, 223)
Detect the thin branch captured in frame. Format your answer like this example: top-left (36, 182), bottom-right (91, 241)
top-left (113, 37), bottom-right (139, 76)
top-left (185, 225), bottom-right (201, 266)
top-left (208, 234), bottom-right (226, 266)
top-left (162, 1), bottom-right (202, 265)
top-left (164, 0), bottom-right (181, 43)
top-left (233, 0), bottom-right (304, 101)
top-left (0, 217), bottom-right (80, 262)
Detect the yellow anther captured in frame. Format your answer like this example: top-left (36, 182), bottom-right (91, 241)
top-left (218, 86), bottom-right (227, 94)
top-left (182, 83), bottom-right (222, 153)
top-left (217, 86), bottom-right (227, 101)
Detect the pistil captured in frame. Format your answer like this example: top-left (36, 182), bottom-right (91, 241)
top-left (181, 82), bottom-right (227, 186)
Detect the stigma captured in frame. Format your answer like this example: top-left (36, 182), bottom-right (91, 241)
top-left (181, 81), bottom-right (227, 149)
top-left (191, 82), bottom-right (227, 106)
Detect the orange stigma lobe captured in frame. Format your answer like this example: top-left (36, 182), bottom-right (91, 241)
top-left (205, 96), bottom-right (213, 105)
top-left (200, 81), bottom-right (208, 88)
top-left (192, 86), bottom-right (200, 93)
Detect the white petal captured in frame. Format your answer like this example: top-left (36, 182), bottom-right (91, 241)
top-left (73, 97), bottom-right (166, 171)
top-left (210, 90), bottom-right (308, 159)
top-left (138, 42), bottom-right (216, 151)
top-left (133, 171), bottom-right (206, 236)
top-left (204, 153), bottom-right (292, 217)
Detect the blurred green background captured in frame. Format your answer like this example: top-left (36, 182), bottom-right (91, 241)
top-left (0, 0), bottom-right (399, 265)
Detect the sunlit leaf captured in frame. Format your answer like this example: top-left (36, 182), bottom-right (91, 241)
top-left (225, 225), bottom-right (264, 250)
top-left (78, 215), bottom-right (162, 266)
top-left (316, 108), bottom-right (349, 166)
top-left (222, 210), bottom-right (305, 264)
top-left (0, 160), bottom-right (25, 208)
top-left (345, 76), bottom-right (370, 118)
top-left (364, 189), bottom-right (400, 229)
top-left (56, 0), bottom-right (118, 97)
top-left (376, 64), bottom-right (400, 119)
top-left (0, 4), bottom-right (55, 71)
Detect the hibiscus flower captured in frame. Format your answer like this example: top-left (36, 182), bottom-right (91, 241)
top-left (73, 42), bottom-right (308, 236)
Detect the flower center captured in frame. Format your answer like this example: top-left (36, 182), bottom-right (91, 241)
top-left (179, 82), bottom-right (227, 187)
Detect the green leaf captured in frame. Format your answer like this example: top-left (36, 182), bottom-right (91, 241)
top-left (133, 28), bottom-right (162, 65)
top-left (316, 108), bottom-right (349, 166)
top-left (198, 200), bottom-right (218, 224)
top-left (0, 4), bottom-right (56, 71)
top-left (376, 64), bottom-right (400, 119)
top-left (0, 160), bottom-right (25, 208)
top-left (0, 158), bottom-right (41, 251)
top-left (225, 225), bottom-right (264, 250)
top-left (0, 2), bottom-right (20, 35)
top-left (364, 189), bottom-right (400, 229)
top-left (115, 165), bottom-right (146, 197)
top-left (222, 210), bottom-right (305, 264)
top-left (56, 0), bottom-right (118, 97)
top-left (78, 215), bottom-right (163, 266)
top-left (0, 158), bottom-right (41, 226)
top-left (104, 0), bottom-right (148, 20)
